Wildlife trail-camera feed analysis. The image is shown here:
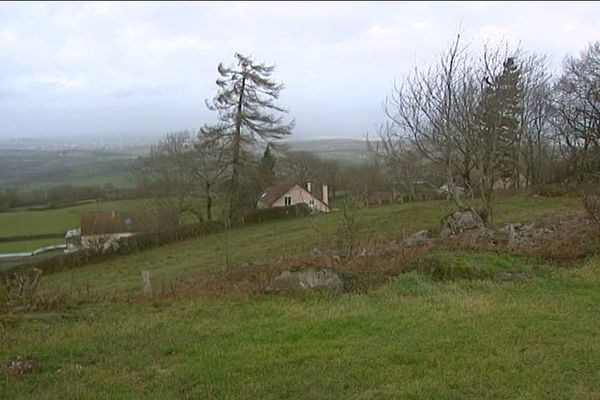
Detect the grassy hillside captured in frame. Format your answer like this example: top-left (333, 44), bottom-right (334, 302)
top-left (2, 259), bottom-right (599, 398)
top-left (39, 195), bottom-right (579, 296)
top-left (2, 194), bottom-right (598, 399)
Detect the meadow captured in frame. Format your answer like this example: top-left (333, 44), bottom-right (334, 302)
top-left (1, 194), bottom-right (598, 399)
top-left (37, 195), bottom-right (579, 296)
top-left (0, 199), bottom-right (144, 253)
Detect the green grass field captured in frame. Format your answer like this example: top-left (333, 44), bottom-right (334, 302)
top-left (1, 194), bottom-right (598, 399)
top-left (36, 195), bottom-right (579, 296)
top-left (0, 238), bottom-right (65, 254)
top-left (0, 199), bottom-right (143, 239)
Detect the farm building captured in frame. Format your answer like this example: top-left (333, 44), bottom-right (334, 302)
top-left (257, 182), bottom-right (330, 213)
top-left (78, 211), bottom-right (140, 251)
top-left (362, 191), bottom-right (395, 207)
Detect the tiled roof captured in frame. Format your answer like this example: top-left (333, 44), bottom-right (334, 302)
top-left (258, 182), bottom-right (297, 206)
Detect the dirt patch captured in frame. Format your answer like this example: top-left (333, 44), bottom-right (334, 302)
top-left (1, 356), bottom-right (37, 379)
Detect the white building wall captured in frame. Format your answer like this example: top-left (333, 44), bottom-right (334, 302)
top-left (270, 185), bottom-right (329, 212)
top-left (81, 233), bottom-right (134, 252)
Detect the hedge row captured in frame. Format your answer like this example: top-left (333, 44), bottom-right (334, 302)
top-left (242, 203), bottom-right (311, 223)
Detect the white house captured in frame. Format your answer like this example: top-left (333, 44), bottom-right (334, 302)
top-left (257, 182), bottom-right (330, 212)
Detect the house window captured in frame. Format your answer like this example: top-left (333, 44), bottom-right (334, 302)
top-left (284, 195), bottom-right (292, 206)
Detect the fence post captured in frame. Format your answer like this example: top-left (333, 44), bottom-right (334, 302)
top-left (141, 270), bottom-right (152, 296)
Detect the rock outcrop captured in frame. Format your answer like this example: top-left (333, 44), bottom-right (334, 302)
top-left (266, 267), bottom-right (344, 294)
top-left (440, 210), bottom-right (484, 238)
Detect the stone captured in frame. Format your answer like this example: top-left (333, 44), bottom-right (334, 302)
top-left (310, 247), bottom-right (323, 257)
top-left (403, 230), bottom-right (432, 247)
top-left (440, 210), bottom-right (484, 238)
top-left (465, 227), bottom-right (496, 240)
top-left (266, 267), bottom-right (343, 294)
top-left (500, 222), bottom-right (545, 246)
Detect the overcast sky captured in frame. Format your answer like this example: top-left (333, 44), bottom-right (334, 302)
top-left (1, 1), bottom-right (599, 140)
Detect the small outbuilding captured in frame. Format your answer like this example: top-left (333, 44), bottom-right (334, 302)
top-left (362, 191), bottom-right (394, 207)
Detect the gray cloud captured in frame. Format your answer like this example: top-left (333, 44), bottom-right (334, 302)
top-left (0, 1), bottom-right (599, 139)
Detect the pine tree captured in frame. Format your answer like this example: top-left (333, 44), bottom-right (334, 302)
top-left (495, 57), bottom-right (523, 181)
top-left (478, 57), bottom-right (523, 175)
top-left (259, 143), bottom-right (277, 185)
top-left (475, 56), bottom-right (524, 220)
top-left (201, 53), bottom-right (294, 221)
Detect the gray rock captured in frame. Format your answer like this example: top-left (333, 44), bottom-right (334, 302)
top-left (403, 230), bottom-right (432, 247)
top-left (310, 247), bottom-right (323, 257)
top-left (266, 267), bottom-right (343, 294)
top-left (465, 227), bottom-right (496, 240)
top-left (500, 222), bottom-right (547, 246)
top-left (440, 210), bottom-right (484, 238)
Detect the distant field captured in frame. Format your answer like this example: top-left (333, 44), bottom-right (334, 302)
top-left (286, 138), bottom-right (370, 164)
top-left (0, 238), bottom-right (65, 254)
top-left (0, 199), bottom-right (142, 238)
top-left (28, 172), bottom-right (132, 189)
top-left (0, 148), bottom-right (136, 189)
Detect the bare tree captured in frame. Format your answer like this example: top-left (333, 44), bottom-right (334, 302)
top-left (202, 53), bottom-right (295, 221)
top-left (194, 131), bottom-right (229, 221)
top-left (132, 132), bottom-right (200, 223)
top-left (518, 53), bottom-right (555, 186)
top-left (375, 34), bottom-right (553, 222)
top-left (132, 131), bottom-right (228, 224)
top-left (552, 41), bottom-right (600, 181)
top-left (379, 33), bottom-right (479, 212)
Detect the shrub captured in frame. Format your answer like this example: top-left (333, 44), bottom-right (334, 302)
top-left (0, 268), bottom-right (42, 310)
top-left (583, 189), bottom-right (600, 227)
top-left (336, 196), bottom-right (359, 258)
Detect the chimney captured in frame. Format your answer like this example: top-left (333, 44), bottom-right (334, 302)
top-left (307, 182), bottom-right (312, 193)
top-left (322, 184), bottom-right (329, 205)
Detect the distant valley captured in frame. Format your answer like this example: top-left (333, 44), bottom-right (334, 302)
top-left (0, 136), bottom-right (372, 189)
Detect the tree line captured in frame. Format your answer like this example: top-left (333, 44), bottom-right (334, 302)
top-left (369, 35), bottom-right (600, 221)
top-left (133, 37), bottom-right (600, 225)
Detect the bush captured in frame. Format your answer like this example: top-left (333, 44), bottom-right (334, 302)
top-left (583, 189), bottom-right (600, 227)
top-left (0, 268), bottom-right (42, 310)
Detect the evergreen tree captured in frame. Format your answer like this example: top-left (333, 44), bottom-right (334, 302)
top-left (479, 57), bottom-right (523, 181)
top-left (201, 53), bottom-right (294, 221)
top-left (474, 56), bottom-right (524, 220)
top-left (259, 143), bottom-right (277, 185)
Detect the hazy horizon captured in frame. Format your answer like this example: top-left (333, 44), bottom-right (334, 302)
top-left (1, 1), bottom-right (599, 140)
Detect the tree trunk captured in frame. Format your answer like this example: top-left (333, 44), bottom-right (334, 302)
top-left (206, 183), bottom-right (212, 221)
top-left (228, 75), bottom-right (246, 221)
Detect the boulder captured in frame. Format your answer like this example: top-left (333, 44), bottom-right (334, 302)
top-left (266, 267), bottom-right (343, 294)
top-left (500, 222), bottom-right (548, 246)
top-left (403, 230), bottom-right (432, 247)
top-left (440, 210), bottom-right (484, 238)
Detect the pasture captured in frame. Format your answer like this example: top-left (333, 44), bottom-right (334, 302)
top-left (1, 194), bottom-right (598, 399)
